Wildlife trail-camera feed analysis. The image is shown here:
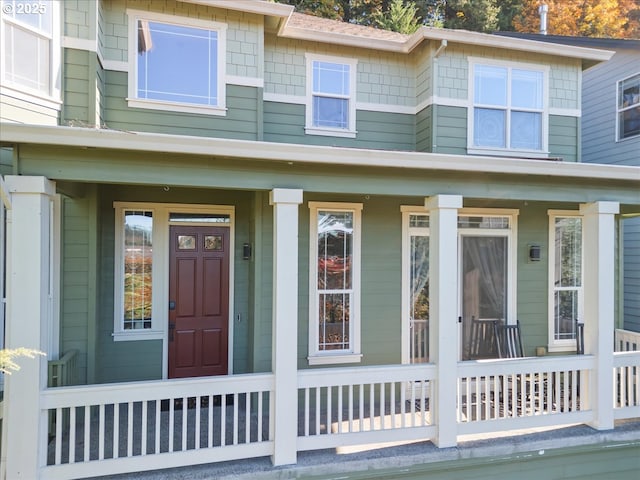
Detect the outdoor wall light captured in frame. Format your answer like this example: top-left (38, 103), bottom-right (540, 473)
top-left (528, 244), bottom-right (542, 262)
top-left (243, 243), bottom-right (252, 260)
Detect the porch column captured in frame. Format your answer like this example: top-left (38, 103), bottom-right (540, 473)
top-left (426, 194), bottom-right (462, 448)
top-left (269, 188), bottom-right (303, 466)
top-left (3, 176), bottom-right (56, 478)
top-left (580, 201), bottom-right (619, 431)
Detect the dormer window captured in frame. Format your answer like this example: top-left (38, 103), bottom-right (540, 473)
top-left (468, 59), bottom-right (548, 157)
top-left (127, 10), bottom-right (227, 116)
top-left (305, 54), bottom-right (357, 138)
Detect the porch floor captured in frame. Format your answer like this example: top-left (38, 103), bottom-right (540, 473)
top-left (91, 419), bottom-right (640, 480)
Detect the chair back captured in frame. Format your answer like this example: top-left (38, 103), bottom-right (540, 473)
top-left (576, 320), bottom-right (585, 354)
top-left (468, 318), bottom-right (499, 359)
top-left (494, 320), bottom-right (524, 358)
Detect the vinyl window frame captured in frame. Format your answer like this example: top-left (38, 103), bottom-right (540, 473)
top-left (305, 53), bottom-right (357, 138)
top-left (547, 210), bottom-right (583, 352)
top-left (0, 0), bottom-right (62, 108)
top-left (126, 9), bottom-right (227, 116)
top-left (468, 57), bottom-right (549, 158)
top-left (616, 72), bottom-right (640, 141)
top-left (308, 201), bottom-right (362, 365)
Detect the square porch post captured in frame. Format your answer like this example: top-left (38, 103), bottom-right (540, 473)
top-left (580, 201), bottom-right (619, 431)
top-left (269, 188), bottom-right (303, 466)
top-left (426, 194), bottom-right (462, 448)
top-left (3, 176), bottom-right (56, 478)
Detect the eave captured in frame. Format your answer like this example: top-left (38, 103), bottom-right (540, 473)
top-left (1, 124), bottom-right (638, 187)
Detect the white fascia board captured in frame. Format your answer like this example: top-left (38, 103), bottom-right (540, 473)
top-left (178, 0), bottom-right (293, 17)
top-left (419, 27), bottom-right (614, 63)
top-left (1, 124), bottom-right (639, 183)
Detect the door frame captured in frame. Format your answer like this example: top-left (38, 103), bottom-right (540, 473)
top-left (457, 208), bottom-right (518, 361)
top-left (163, 205), bottom-right (235, 378)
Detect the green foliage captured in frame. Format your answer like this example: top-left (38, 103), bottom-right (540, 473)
top-left (0, 347), bottom-right (45, 375)
top-left (374, 0), bottom-right (421, 33)
top-left (275, 0), bottom-right (524, 33)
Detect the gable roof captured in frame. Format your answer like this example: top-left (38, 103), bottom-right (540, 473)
top-left (182, 0), bottom-right (613, 67)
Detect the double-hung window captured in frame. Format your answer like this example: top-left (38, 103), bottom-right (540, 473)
top-left (1, 0), bottom-right (60, 101)
top-left (305, 54), bottom-right (357, 138)
top-left (308, 202), bottom-right (362, 364)
top-left (548, 211), bottom-right (583, 352)
top-left (469, 59), bottom-right (548, 156)
top-left (617, 73), bottom-right (640, 141)
top-left (127, 10), bottom-right (226, 115)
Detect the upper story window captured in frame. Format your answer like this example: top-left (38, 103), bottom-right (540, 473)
top-left (305, 54), bottom-right (357, 138)
top-left (1, 0), bottom-right (60, 101)
top-left (469, 59), bottom-right (548, 157)
top-left (127, 10), bottom-right (226, 116)
top-left (308, 202), bottom-right (362, 365)
top-left (548, 211), bottom-right (583, 352)
top-left (617, 73), bottom-right (640, 141)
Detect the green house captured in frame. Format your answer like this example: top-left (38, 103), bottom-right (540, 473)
top-left (0, 1), bottom-right (638, 479)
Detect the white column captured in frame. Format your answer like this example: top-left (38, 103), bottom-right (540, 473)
top-left (3, 176), bottom-right (56, 479)
top-left (269, 188), bottom-right (303, 466)
top-left (426, 194), bottom-right (462, 448)
top-left (580, 201), bottom-right (619, 431)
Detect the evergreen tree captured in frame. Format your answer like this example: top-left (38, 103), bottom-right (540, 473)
top-left (374, 0), bottom-right (421, 33)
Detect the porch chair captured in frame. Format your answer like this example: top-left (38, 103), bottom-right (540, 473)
top-left (469, 317), bottom-right (500, 359)
top-left (493, 320), bottom-right (524, 359)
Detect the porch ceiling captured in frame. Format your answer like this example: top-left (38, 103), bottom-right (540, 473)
top-left (1, 123), bottom-right (639, 208)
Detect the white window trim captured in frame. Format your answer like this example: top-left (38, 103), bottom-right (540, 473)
top-left (615, 72), bottom-right (640, 142)
top-left (0, 0), bottom-right (62, 105)
top-left (467, 57), bottom-right (549, 158)
top-left (308, 201), bottom-right (362, 365)
top-left (547, 209), bottom-right (583, 353)
top-left (457, 208), bottom-right (519, 328)
top-left (305, 53), bottom-right (357, 138)
top-left (126, 9), bottom-right (227, 116)
top-left (400, 205), bottom-right (429, 365)
top-left (112, 202), bottom-right (235, 380)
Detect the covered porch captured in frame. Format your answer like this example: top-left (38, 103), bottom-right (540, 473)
top-left (0, 126), bottom-right (639, 479)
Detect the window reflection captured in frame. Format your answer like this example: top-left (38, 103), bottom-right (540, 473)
top-left (123, 211), bottom-right (153, 330)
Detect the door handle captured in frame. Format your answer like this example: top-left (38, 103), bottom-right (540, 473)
top-left (169, 322), bottom-right (175, 341)
top-left (458, 316), bottom-right (462, 323)
top-left (169, 301), bottom-right (176, 310)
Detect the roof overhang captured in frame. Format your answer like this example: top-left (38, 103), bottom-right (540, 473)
top-left (1, 124), bottom-right (638, 187)
top-left (177, 1), bottom-right (613, 67)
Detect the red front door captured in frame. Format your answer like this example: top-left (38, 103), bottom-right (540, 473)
top-left (168, 225), bottom-right (230, 378)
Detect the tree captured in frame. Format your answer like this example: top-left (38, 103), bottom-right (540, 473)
top-left (0, 347), bottom-right (45, 375)
top-left (514, 0), bottom-right (640, 39)
top-left (374, 0), bottom-right (421, 33)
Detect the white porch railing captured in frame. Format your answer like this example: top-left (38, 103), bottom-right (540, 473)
top-left (615, 328), bottom-right (640, 352)
top-left (613, 350), bottom-right (640, 420)
top-left (30, 346), bottom-right (640, 479)
top-left (297, 364), bottom-right (437, 452)
top-left (457, 355), bottom-right (594, 435)
top-left (40, 373), bottom-right (274, 480)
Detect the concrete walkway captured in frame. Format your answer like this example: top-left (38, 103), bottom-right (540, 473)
top-left (95, 419), bottom-right (640, 480)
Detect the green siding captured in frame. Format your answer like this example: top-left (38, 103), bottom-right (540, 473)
top-left (549, 115), bottom-right (579, 163)
top-left (416, 105), bottom-right (433, 153)
top-left (103, 71), bottom-right (259, 140)
top-left (434, 105), bottom-right (467, 155)
top-left (62, 49), bottom-right (92, 126)
top-left (263, 101), bottom-right (415, 151)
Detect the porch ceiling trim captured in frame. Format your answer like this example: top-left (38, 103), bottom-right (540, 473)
top-left (1, 123), bottom-right (639, 185)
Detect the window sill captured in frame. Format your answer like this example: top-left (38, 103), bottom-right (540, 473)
top-left (468, 147), bottom-right (550, 159)
top-left (113, 330), bottom-right (164, 342)
top-left (305, 126), bottom-right (357, 139)
top-left (127, 98), bottom-right (227, 116)
top-left (308, 353), bottom-right (362, 366)
top-left (0, 84), bottom-right (62, 111)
